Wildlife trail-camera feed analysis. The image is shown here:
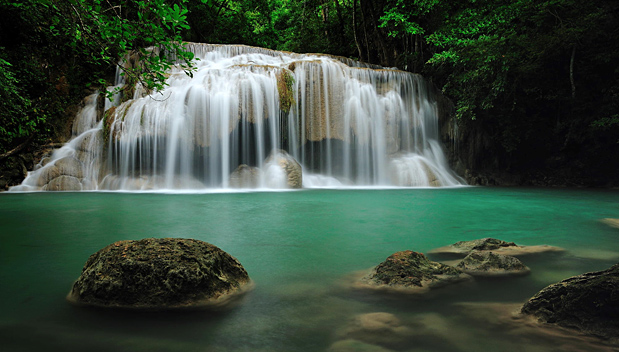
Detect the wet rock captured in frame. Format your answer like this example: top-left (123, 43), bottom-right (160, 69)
top-left (36, 157), bottom-right (84, 187)
top-left (357, 251), bottom-right (471, 293)
top-left (454, 238), bottom-right (517, 251)
top-left (229, 164), bottom-right (261, 188)
top-left (44, 176), bottom-right (83, 191)
top-left (521, 264), bottom-right (619, 341)
top-left (67, 238), bottom-right (252, 309)
top-left (429, 238), bottom-right (564, 257)
top-left (264, 150), bottom-right (302, 188)
top-left (456, 252), bottom-right (530, 277)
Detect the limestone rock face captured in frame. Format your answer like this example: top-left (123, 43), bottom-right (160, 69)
top-left (264, 150), bottom-right (302, 188)
top-left (229, 164), bottom-right (261, 188)
top-left (456, 252), bottom-right (530, 277)
top-left (36, 157), bottom-right (84, 189)
top-left (359, 251), bottom-right (471, 293)
top-left (67, 238), bottom-right (251, 309)
top-left (521, 264), bottom-right (619, 341)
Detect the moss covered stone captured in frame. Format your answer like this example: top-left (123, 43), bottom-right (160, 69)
top-left (67, 238), bottom-right (251, 309)
top-left (457, 252), bottom-right (530, 277)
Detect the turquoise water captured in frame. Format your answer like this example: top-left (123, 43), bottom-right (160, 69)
top-left (0, 187), bottom-right (618, 351)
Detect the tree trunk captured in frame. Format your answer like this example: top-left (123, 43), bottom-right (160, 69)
top-left (352, 0), bottom-right (363, 60)
top-left (570, 45), bottom-right (576, 99)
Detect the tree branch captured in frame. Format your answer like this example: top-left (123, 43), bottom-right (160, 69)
top-left (0, 134), bottom-right (35, 161)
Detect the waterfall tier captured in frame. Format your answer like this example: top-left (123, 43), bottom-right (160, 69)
top-left (12, 43), bottom-right (464, 191)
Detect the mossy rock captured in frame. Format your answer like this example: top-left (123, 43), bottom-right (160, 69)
top-left (456, 252), bottom-right (530, 277)
top-left (521, 263), bottom-right (619, 341)
top-left (67, 238), bottom-right (251, 310)
top-left (358, 251), bottom-right (471, 293)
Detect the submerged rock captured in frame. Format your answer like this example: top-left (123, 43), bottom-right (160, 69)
top-left (454, 238), bottom-right (517, 251)
top-left (264, 150), bottom-right (302, 188)
top-left (601, 218), bottom-right (619, 229)
top-left (334, 312), bottom-right (412, 350)
top-left (327, 339), bottom-right (395, 352)
top-left (67, 238), bottom-right (251, 309)
top-left (521, 264), bottom-right (619, 341)
top-left (357, 251), bottom-right (471, 293)
top-left (429, 238), bottom-right (564, 256)
top-left (456, 252), bottom-right (530, 277)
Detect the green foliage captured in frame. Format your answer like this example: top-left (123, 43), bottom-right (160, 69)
top-left (378, 0), bottom-right (438, 37)
top-left (0, 58), bottom-right (40, 149)
top-left (0, 0), bottom-right (195, 154)
top-left (51, 0), bottom-right (196, 95)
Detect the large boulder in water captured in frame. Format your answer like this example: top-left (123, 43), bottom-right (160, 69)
top-left (264, 150), bottom-right (302, 188)
top-left (521, 264), bottom-right (619, 341)
top-left (67, 238), bottom-right (251, 309)
top-left (456, 252), bottom-right (530, 277)
top-left (43, 175), bottom-right (83, 191)
top-left (356, 251), bottom-right (471, 294)
top-left (229, 164), bottom-right (261, 188)
top-left (429, 237), bottom-right (564, 257)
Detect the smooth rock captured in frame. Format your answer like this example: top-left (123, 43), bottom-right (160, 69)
top-left (229, 164), bottom-right (261, 188)
top-left (264, 150), bottom-right (302, 188)
top-left (356, 251), bottom-right (471, 294)
top-left (429, 237), bottom-right (564, 257)
top-left (456, 251), bottom-right (530, 277)
top-left (45, 175), bottom-right (83, 191)
top-left (521, 263), bottom-right (619, 341)
top-left (67, 238), bottom-right (251, 309)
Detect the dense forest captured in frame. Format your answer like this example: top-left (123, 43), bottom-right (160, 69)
top-left (1, 0), bottom-right (618, 188)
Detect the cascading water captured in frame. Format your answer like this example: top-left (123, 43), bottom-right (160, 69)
top-left (11, 44), bottom-right (464, 191)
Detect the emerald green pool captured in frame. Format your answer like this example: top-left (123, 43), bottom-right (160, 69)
top-left (1, 187), bottom-right (617, 351)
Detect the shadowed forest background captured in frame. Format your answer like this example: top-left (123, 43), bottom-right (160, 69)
top-left (1, 0), bottom-right (618, 188)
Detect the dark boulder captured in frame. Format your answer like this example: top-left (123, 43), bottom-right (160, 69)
top-left (67, 238), bottom-right (251, 309)
top-left (521, 264), bottom-right (619, 341)
top-left (357, 251), bottom-right (471, 293)
top-left (457, 251), bottom-right (530, 277)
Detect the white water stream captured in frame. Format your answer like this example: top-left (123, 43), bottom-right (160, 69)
top-left (12, 44), bottom-right (464, 191)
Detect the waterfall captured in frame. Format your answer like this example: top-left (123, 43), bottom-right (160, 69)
top-left (10, 44), bottom-right (464, 191)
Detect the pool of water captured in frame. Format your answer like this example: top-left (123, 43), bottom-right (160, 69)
top-left (0, 187), bottom-right (617, 351)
